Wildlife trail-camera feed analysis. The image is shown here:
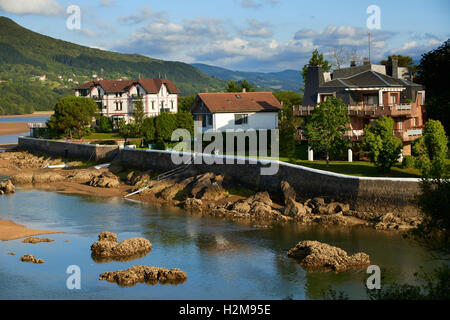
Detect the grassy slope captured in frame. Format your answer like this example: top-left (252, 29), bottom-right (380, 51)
top-left (0, 17), bottom-right (227, 114)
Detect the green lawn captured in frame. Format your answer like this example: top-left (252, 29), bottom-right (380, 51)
top-left (82, 132), bottom-right (120, 140)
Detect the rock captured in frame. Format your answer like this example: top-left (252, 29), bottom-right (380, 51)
top-left (23, 237), bottom-right (54, 244)
top-left (90, 232), bottom-right (152, 260)
top-left (20, 254), bottom-right (44, 264)
top-left (287, 240), bottom-right (370, 271)
top-left (0, 179), bottom-right (15, 194)
top-left (190, 172), bottom-right (216, 197)
top-left (183, 198), bottom-right (203, 210)
top-left (32, 171), bottom-right (65, 184)
top-left (281, 181), bottom-right (297, 204)
top-left (6, 252), bottom-right (16, 255)
top-left (69, 169), bottom-right (102, 183)
top-left (11, 172), bottom-right (33, 184)
top-left (88, 172), bottom-right (120, 188)
top-left (99, 265), bottom-right (187, 287)
top-left (198, 182), bottom-right (226, 201)
top-left (159, 177), bottom-right (195, 201)
top-left (374, 213), bottom-right (419, 231)
top-left (319, 202), bottom-right (350, 215)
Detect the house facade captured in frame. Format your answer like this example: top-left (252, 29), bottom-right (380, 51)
top-left (297, 61), bottom-right (425, 155)
top-left (190, 92), bottom-right (282, 133)
top-left (74, 78), bottom-right (180, 124)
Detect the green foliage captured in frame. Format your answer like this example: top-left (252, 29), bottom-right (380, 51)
top-left (89, 140), bottom-right (117, 145)
top-left (302, 49), bottom-right (332, 84)
top-left (141, 117), bottom-right (156, 143)
top-left (47, 96), bottom-right (97, 139)
top-left (178, 95), bottom-right (196, 113)
top-left (305, 97), bottom-right (349, 166)
top-left (98, 116), bottom-right (113, 133)
top-left (362, 116), bottom-right (403, 172)
top-left (416, 39), bottom-right (450, 134)
top-left (380, 55), bottom-right (418, 75)
top-left (154, 140), bottom-right (167, 151)
top-left (226, 79), bottom-right (256, 92)
top-left (273, 91), bottom-right (303, 108)
top-left (118, 119), bottom-right (138, 143)
top-left (132, 100), bottom-right (145, 132)
top-left (155, 112), bottom-right (177, 141)
top-left (414, 120), bottom-right (448, 178)
top-left (402, 155), bottom-right (416, 169)
top-left (0, 17), bottom-right (227, 115)
top-left (279, 106), bottom-right (296, 158)
top-left (367, 265), bottom-right (450, 300)
top-left (175, 112), bottom-right (194, 137)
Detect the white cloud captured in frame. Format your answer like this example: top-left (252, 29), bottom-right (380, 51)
top-left (100, 0), bottom-right (116, 7)
top-left (240, 0), bottom-right (278, 8)
top-left (118, 6), bottom-right (168, 25)
top-left (241, 19), bottom-right (273, 38)
top-left (0, 0), bottom-right (63, 16)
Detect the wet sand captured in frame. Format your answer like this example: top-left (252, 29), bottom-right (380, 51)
top-left (0, 219), bottom-right (63, 241)
top-left (0, 112), bottom-right (53, 118)
top-left (0, 123), bottom-right (29, 136)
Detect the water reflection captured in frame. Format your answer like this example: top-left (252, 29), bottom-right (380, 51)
top-left (0, 189), bottom-right (439, 300)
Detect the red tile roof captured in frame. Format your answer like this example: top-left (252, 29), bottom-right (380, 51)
top-left (74, 78), bottom-right (180, 94)
top-left (193, 92), bottom-right (282, 113)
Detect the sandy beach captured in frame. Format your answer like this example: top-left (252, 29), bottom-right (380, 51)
top-left (0, 219), bottom-right (62, 241)
top-left (0, 112), bottom-right (53, 118)
top-left (0, 122), bottom-right (29, 136)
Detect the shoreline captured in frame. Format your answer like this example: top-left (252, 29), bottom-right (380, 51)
top-left (0, 123), bottom-right (29, 136)
top-left (0, 112), bottom-right (53, 119)
top-left (0, 219), bottom-right (63, 241)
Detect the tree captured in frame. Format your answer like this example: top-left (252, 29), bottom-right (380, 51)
top-left (178, 95), bottom-right (196, 113)
top-left (414, 120), bottom-right (448, 178)
top-left (155, 112), bottom-right (177, 141)
top-left (273, 91), bottom-right (303, 108)
top-left (416, 39), bottom-right (450, 134)
top-left (279, 106), bottom-right (296, 158)
top-left (47, 96), bottom-right (97, 139)
top-left (141, 117), bottom-right (155, 143)
top-left (132, 99), bottom-right (146, 133)
top-left (302, 49), bottom-right (332, 85)
top-left (176, 111), bottom-right (194, 136)
top-left (330, 47), bottom-right (350, 70)
top-left (362, 116), bottom-right (403, 173)
top-left (118, 119), bottom-right (138, 144)
top-left (226, 80), bottom-right (256, 93)
top-left (98, 116), bottom-right (112, 133)
top-left (305, 97), bottom-right (349, 166)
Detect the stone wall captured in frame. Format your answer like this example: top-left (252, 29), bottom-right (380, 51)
top-left (18, 138), bottom-right (421, 216)
top-left (18, 137), bottom-right (119, 162)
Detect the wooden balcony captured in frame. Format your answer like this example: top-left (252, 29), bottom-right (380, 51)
top-left (394, 129), bottom-right (423, 141)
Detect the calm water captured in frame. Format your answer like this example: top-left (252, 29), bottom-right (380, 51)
top-left (0, 116), bottom-right (49, 123)
top-left (0, 132), bottom-right (28, 145)
top-left (0, 190), bottom-right (436, 300)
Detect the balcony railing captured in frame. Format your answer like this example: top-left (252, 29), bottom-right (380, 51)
top-left (131, 94), bottom-right (143, 100)
top-left (92, 95), bottom-right (104, 100)
top-left (407, 129), bottom-right (422, 136)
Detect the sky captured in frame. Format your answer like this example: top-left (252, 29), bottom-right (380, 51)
top-left (0, 0), bottom-right (449, 72)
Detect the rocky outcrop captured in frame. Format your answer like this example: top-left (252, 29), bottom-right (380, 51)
top-left (90, 232), bottom-right (152, 261)
top-left (287, 240), bottom-right (370, 272)
top-left (68, 169), bottom-right (103, 183)
top-left (20, 254), bottom-right (44, 264)
top-left (23, 237), bottom-right (54, 244)
top-left (11, 171), bottom-right (64, 184)
top-left (373, 213), bottom-right (421, 231)
top-left (99, 265), bottom-right (187, 287)
top-left (0, 179), bottom-right (15, 194)
top-left (88, 172), bottom-right (120, 188)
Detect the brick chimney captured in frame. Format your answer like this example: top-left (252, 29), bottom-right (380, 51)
top-left (302, 66), bottom-right (324, 106)
top-left (392, 57), bottom-right (399, 79)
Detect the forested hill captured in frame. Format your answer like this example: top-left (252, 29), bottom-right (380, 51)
top-left (0, 17), bottom-right (226, 115)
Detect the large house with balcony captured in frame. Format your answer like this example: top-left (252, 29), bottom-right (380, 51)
top-left (74, 78), bottom-right (180, 125)
top-left (190, 91), bottom-right (282, 133)
top-left (297, 61), bottom-right (425, 155)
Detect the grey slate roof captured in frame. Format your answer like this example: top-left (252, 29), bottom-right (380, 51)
top-left (321, 70), bottom-right (422, 88)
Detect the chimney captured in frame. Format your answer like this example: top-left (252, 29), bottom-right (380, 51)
top-left (242, 88), bottom-right (246, 93)
top-left (350, 60), bottom-right (356, 67)
top-left (363, 57), bottom-right (370, 65)
top-left (302, 66), bottom-right (324, 106)
top-left (392, 57), bottom-right (399, 79)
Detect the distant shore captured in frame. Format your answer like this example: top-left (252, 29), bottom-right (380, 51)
top-left (0, 112), bottom-right (53, 119)
top-left (0, 219), bottom-right (62, 241)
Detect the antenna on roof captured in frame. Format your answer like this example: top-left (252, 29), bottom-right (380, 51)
top-left (368, 32), bottom-right (371, 64)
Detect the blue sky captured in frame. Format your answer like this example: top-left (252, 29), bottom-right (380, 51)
top-left (0, 0), bottom-right (449, 72)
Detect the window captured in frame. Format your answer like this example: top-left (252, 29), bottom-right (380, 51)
top-left (320, 94), bottom-right (332, 102)
top-left (161, 101), bottom-right (164, 109)
top-left (171, 101), bottom-right (174, 109)
top-left (390, 94), bottom-right (398, 105)
top-left (235, 114), bottom-right (248, 125)
top-left (363, 94), bottom-right (379, 106)
top-left (115, 102), bottom-right (123, 111)
top-left (152, 101), bottom-right (155, 110)
top-left (398, 121), bottom-right (403, 130)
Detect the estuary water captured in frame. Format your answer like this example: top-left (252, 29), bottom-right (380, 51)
top-left (0, 189), bottom-right (436, 300)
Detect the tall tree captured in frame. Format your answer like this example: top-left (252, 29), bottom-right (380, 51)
top-left (416, 39), bottom-right (450, 134)
top-left (380, 55), bottom-right (418, 75)
top-left (178, 95), bottom-right (196, 113)
top-left (302, 49), bottom-right (332, 85)
top-left (226, 80), bottom-right (256, 92)
top-left (279, 105), bottom-right (296, 158)
top-left (305, 97), bottom-right (349, 166)
top-left (362, 116), bottom-right (403, 173)
top-left (47, 96), bottom-right (97, 139)
top-left (132, 99), bottom-right (145, 134)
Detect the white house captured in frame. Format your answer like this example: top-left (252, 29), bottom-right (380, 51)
top-left (74, 78), bottom-right (180, 125)
top-left (190, 91), bottom-right (282, 133)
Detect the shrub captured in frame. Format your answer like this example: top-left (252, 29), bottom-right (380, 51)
top-left (98, 116), bottom-right (113, 133)
top-left (142, 117), bottom-right (156, 143)
top-left (155, 113), bottom-right (177, 141)
top-left (402, 155), bottom-right (416, 168)
top-left (154, 140), bottom-right (167, 151)
top-left (89, 140), bottom-right (117, 145)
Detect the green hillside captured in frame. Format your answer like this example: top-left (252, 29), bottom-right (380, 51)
top-left (0, 17), bottom-right (226, 115)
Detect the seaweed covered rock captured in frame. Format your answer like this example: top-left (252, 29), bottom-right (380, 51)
top-left (287, 240), bottom-right (370, 272)
top-left (88, 172), bottom-right (120, 188)
top-left (23, 237), bottom-right (54, 244)
top-left (90, 232), bottom-right (152, 260)
top-left (99, 265), bottom-right (187, 287)
top-left (20, 254), bottom-right (44, 264)
top-left (0, 179), bottom-right (15, 194)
